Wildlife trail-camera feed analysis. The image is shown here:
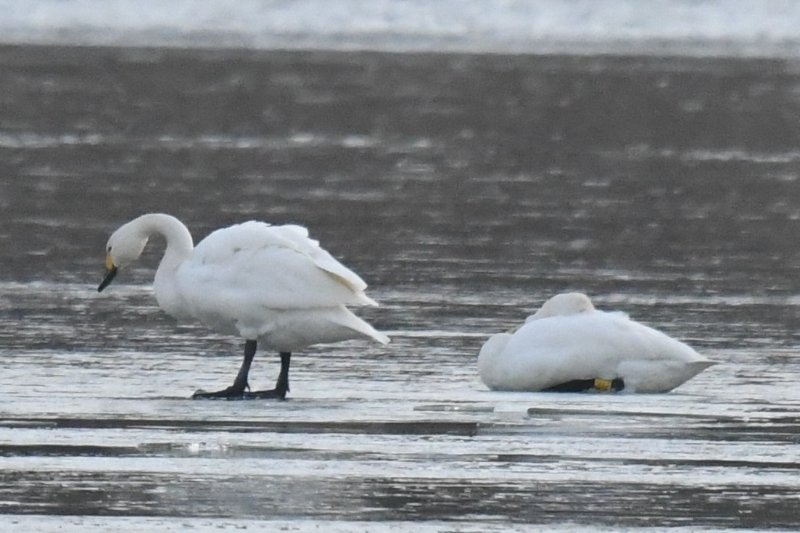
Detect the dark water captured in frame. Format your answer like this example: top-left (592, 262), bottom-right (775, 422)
top-left (1, 45), bottom-right (800, 531)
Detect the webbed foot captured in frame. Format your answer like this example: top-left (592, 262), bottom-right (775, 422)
top-left (245, 387), bottom-right (288, 400)
top-left (192, 383), bottom-right (249, 399)
top-left (542, 377), bottom-right (625, 393)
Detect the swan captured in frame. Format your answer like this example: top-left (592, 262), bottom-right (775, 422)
top-left (97, 213), bottom-right (389, 399)
top-left (478, 292), bottom-right (715, 393)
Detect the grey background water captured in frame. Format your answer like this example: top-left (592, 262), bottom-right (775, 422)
top-left (1, 45), bottom-right (799, 531)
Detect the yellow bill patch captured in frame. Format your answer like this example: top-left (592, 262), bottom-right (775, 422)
top-left (105, 253), bottom-right (115, 270)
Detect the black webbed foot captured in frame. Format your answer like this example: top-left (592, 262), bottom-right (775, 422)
top-left (542, 377), bottom-right (625, 393)
top-left (245, 387), bottom-right (288, 401)
top-left (192, 383), bottom-right (249, 400)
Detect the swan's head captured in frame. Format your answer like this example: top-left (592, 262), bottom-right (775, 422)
top-left (97, 221), bottom-right (149, 292)
top-left (528, 292), bottom-right (595, 321)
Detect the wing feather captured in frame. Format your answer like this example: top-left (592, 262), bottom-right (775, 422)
top-left (183, 221), bottom-right (374, 310)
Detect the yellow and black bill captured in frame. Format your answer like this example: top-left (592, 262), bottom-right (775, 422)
top-left (97, 254), bottom-right (118, 292)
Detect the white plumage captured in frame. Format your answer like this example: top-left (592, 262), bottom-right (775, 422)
top-left (98, 213), bottom-right (388, 399)
top-left (478, 292), bottom-right (714, 393)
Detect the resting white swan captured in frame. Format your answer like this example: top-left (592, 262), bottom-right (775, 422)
top-left (98, 213), bottom-right (389, 399)
top-left (478, 292), bottom-right (714, 393)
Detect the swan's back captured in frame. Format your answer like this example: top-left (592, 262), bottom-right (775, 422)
top-left (182, 222), bottom-right (375, 309)
top-left (194, 222), bottom-right (369, 292)
top-left (528, 291), bottom-right (595, 320)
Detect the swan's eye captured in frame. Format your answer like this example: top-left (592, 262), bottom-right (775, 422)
top-left (107, 246), bottom-right (112, 253)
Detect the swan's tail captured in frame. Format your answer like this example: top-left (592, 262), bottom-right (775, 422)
top-left (332, 306), bottom-right (390, 345)
top-left (687, 359), bottom-right (717, 374)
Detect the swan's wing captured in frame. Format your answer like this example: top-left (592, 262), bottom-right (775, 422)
top-left (270, 224), bottom-right (369, 292)
top-left (184, 221), bottom-right (375, 310)
top-left (502, 311), bottom-right (705, 389)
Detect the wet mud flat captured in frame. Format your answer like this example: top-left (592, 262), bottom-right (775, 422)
top-left (1, 44), bottom-right (800, 530)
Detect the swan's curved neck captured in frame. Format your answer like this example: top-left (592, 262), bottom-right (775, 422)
top-left (136, 213), bottom-right (194, 267)
top-left (130, 214), bottom-right (193, 318)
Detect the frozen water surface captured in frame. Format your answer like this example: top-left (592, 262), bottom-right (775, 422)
top-left (1, 47), bottom-right (799, 530)
top-left (3, 0), bottom-right (800, 57)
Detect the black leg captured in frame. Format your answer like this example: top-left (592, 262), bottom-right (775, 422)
top-left (542, 379), bottom-right (597, 392)
top-left (192, 340), bottom-right (257, 399)
top-left (542, 377), bottom-right (625, 393)
top-left (249, 352), bottom-right (291, 400)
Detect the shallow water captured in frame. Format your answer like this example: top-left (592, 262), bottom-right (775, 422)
top-left (1, 46), bottom-right (800, 530)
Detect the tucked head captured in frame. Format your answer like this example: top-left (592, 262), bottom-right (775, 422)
top-left (97, 220), bottom-right (149, 292)
top-left (529, 292), bottom-right (595, 320)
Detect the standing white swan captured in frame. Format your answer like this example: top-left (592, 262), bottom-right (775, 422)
top-left (97, 213), bottom-right (389, 399)
top-left (478, 292), bottom-right (715, 393)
